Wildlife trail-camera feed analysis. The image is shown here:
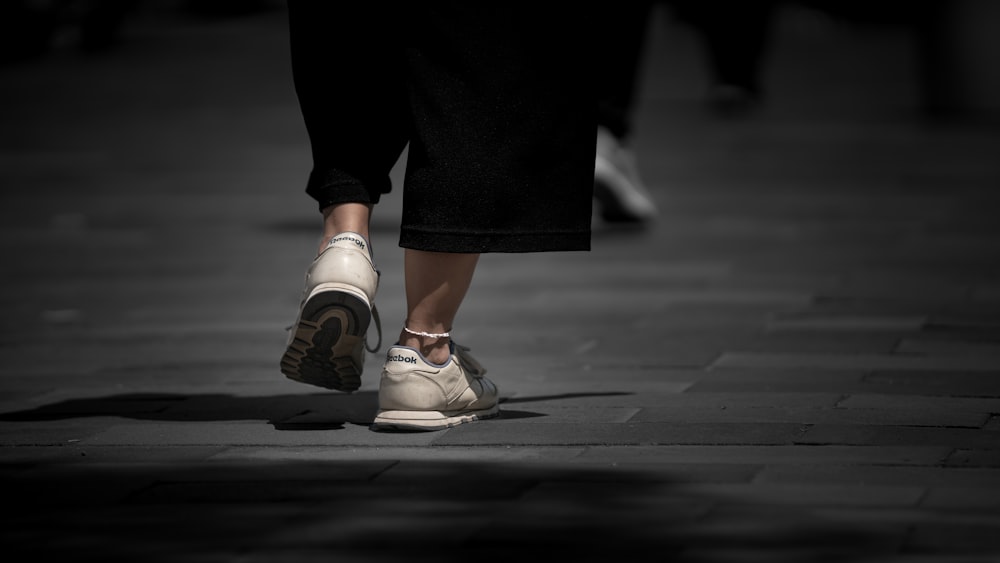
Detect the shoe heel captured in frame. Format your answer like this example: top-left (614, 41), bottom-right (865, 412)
top-left (280, 288), bottom-right (372, 392)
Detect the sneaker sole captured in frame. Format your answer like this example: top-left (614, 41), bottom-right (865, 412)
top-left (280, 284), bottom-right (371, 392)
top-left (370, 404), bottom-right (500, 432)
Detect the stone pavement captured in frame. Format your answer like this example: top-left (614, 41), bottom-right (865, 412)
top-left (1, 4), bottom-right (999, 562)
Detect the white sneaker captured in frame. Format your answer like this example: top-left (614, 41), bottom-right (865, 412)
top-left (371, 343), bottom-right (500, 431)
top-left (594, 125), bottom-right (659, 223)
top-left (280, 232), bottom-right (380, 392)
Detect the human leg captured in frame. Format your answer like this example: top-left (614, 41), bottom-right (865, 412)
top-left (280, 2), bottom-right (407, 391)
top-left (286, 3), bottom-right (410, 211)
top-left (398, 249), bottom-right (479, 365)
top-left (369, 249), bottom-right (496, 431)
top-left (371, 5), bottom-right (598, 431)
top-left (593, 0), bottom-right (659, 224)
top-left (397, 5), bottom-right (597, 252)
top-left (672, 0), bottom-right (776, 116)
top-left (596, 0), bottom-right (655, 142)
top-left (319, 203), bottom-right (371, 254)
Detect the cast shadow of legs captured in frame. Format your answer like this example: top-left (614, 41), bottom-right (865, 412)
top-left (0, 391), bottom-right (635, 428)
top-left (0, 391), bottom-right (381, 430)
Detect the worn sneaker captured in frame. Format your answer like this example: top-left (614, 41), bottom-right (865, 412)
top-left (594, 125), bottom-right (659, 223)
top-left (280, 232), bottom-right (380, 392)
top-left (371, 342), bottom-right (500, 431)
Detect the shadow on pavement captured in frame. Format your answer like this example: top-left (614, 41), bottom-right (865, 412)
top-left (0, 391), bottom-right (632, 428)
top-left (0, 458), bottom-right (894, 562)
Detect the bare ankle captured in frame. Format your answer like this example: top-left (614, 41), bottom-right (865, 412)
top-left (399, 329), bottom-right (451, 365)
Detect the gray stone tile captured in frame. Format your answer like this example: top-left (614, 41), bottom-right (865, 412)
top-left (765, 312), bottom-right (927, 332)
top-left (799, 425), bottom-right (1000, 448)
top-left (576, 445), bottom-right (949, 466)
top-left (590, 392), bottom-right (845, 421)
top-left (985, 415), bottom-right (1000, 432)
top-left (712, 352), bottom-right (1000, 371)
top-left (432, 422), bottom-right (807, 446)
top-left (732, 333), bottom-right (902, 354)
top-left (675, 505), bottom-right (908, 560)
top-left (208, 445), bottom-right (588, 464)
top-left (895, 338), bottom-right (1000, 357)
top-left (838, 394), bottom-right (1000, 413)
top-left (921, 487), bottom-right (1000, 510)
top-left (861, 370), bottom-right (1000, 396)
top-left (927, 315), bottom-right (1000, 338)
top-left (0, 419), bottom-right (115, 446)
top-left (685, 368), bottom-right (868, 393)
top-left (670, 483), bottom-right (925, 507)
top-left (81, 421), bottom-right (438, 447)
top-left (513, 287), bottom-right (814, 309)
top-left (487, 405), bottom-right (639, 423)
top-left (904, 521), bottom-right (1000, 555)
top-left (633, 404), bottom-right (987, 427)
top-left (500, 380), bottom-right (695, 401)
top-left (972, 285), bottom-right (1000, 301)
top-left (756, 465), bottom-right (1000, 488)
top-left (0, 446), bottom-right (226, 465)
top-left (945, 449), bottom-right (1000, 468)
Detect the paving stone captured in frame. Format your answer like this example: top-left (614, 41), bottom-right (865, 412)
top-left (128, 479), bottom-right (372, 505)
top-left (732, 333), bottom-right (903, 354)
top-left (0, 419), bottom-right (115, 446)
top-left (814, 277), bottom-right (972, 302)
top-left (575, 445), bottom-right (949, 466)
top-left (536, 287), bottom-right (816, 308)
top-left (765, 312), bottom-right (928, 332)
top-left (1, 467), bottom-right (158, 507)
top-left (895, 338), bottom-right (1000, 357)
top-left (712, 352), bottom-right (1000, 371)
top-left (634, 404), bottom-right (986, 427)
top-left (207, 445), bottom-right (588, 464)
top-left (927, 316), bottom-right (1000, 338)
top-left (921, 487), bottom-right (1000, 510)
top-left (0, 446), bottom-right (226, 465)
top-left (685, 368), bottom-right (868, 393)
top-left (985, 415), bottom-right (1000, 432)
top-left (837, 394), bottom-right (1000, 413)
top-left (81, 420), bottom-right (439, 447)
top-left (972, 285), bottom-right (1000, 301)
top-left (904, 521), bottom-right (1000, 555)
top-left (485, 405), bottom-right (640, 423)
top-left (433, 422), bottom-right (807, 446)
top-left (674, 504), bottom-right (908, 560)
top-left (499, 376), bottom-right (695, 398)
top-left (554, 392), bottom-right (844, 416)
top-left (861, 370), bottom-right (1000, 397)
top-left (756, 465), bottom-right (1000, 488)
top-left (799, 425), bottom-right (1000, 448)
top-left (670, 483), bottom-right (925, 508)
top-left (944, 449), bottom-right (1000, 468)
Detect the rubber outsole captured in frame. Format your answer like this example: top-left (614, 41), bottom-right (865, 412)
top-left (280, 289), bottom-right (371, 392)
top-left (370, 404), bottom-right (501, 432)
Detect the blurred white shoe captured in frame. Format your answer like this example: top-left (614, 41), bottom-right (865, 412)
top-left (594, 126), bottom-right (658, 223)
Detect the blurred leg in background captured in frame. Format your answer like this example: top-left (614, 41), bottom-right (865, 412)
top-left (594, 0), bottom-right (660, 224)
top-left (670, 0), bottom-right (777, 117)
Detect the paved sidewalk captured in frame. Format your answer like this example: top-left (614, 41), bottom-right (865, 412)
top-left (1, 4), bottom-right (999, 561)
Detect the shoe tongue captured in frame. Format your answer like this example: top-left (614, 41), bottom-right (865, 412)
top-left (326, 232), bottom-right (369, 253)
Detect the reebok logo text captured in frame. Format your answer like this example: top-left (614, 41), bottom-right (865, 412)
top-left (387, 354), bottom-right (417, 364)
top-left (330, 235), bottom-right (365, 251)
